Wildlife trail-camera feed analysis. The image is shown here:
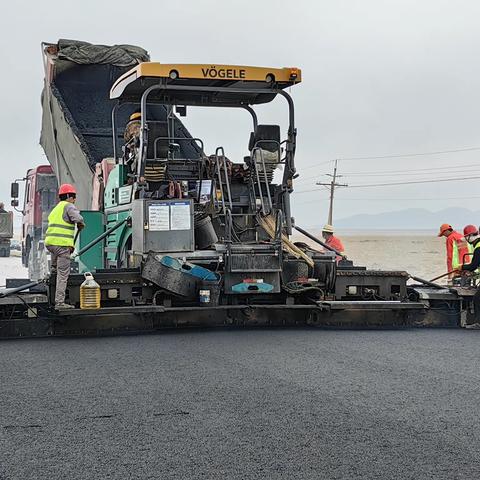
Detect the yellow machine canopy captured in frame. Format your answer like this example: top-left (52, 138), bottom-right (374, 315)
top-left (110, 63), bottom-right (302, 106)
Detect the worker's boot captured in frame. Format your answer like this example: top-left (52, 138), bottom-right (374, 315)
top-left (55, 302), bottom-right (75, 310)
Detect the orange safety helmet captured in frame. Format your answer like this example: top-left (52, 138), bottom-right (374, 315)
top-left (463, 224), bottom-right (479, 237)
top-left (437, 223), bottom-right (452, 237)
top-left (58, 183), bottom-right (77, 196)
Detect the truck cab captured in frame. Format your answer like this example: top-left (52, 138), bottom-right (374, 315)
top-left (14, 165), bottom-right (58, 280)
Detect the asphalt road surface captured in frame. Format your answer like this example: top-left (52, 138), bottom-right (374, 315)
top-left (1, 328), bottom-right (479, 479)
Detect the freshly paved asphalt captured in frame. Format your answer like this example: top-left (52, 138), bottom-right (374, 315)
top-left (0, 328), bottom-right (479, 479)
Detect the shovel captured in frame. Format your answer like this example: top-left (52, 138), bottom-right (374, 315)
top-left (429, 270), bottom-right (457, 282)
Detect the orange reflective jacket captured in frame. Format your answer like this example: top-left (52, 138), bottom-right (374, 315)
top-left (326, 235), bottom-right (345, 263)
top-left (446, 231), bottom-right (470, 271)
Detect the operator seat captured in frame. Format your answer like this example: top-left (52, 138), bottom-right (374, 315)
top-left (143, 120), bottom-right (204, 193)
top-left (248, 124), bottom-right (281, 183)
top-left (146, 121), bottom-right (170, 160)
top-left (248, 124), bottom-right (281, 154)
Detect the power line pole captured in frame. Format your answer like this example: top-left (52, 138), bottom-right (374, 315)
top-left (316, 159), bottom-right (348, 225)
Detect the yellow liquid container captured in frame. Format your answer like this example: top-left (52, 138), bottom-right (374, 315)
top-left (80, 272), bottom-right (101, 309)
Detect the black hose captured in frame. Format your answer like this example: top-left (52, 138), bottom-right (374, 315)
top-left (72, 217), bottom-right (129, 258)
top-left (0, 281), bottom-right (41, 298)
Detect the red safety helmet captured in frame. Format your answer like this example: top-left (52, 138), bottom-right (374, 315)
top-left (58, 183), bottom-right (76, 196)
top-left (463, 224), bottom-right (478, 237)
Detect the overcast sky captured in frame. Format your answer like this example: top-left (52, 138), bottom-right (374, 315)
top-left (2, 0), bottom-right (480, 228)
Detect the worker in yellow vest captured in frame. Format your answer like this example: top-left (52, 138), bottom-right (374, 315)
top-left (45, 183), bottom-right (84, 310)
top-left (459, 225), bottom-right (480, 327)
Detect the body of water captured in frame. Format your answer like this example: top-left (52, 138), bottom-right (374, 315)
top-left (295, 230), bottom-right (447, 282)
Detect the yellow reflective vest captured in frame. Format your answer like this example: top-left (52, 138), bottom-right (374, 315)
top-left (473, 241), bottom-right (480, 276)
top-left (45, 201), bottom-right (75, 247)
top-left (452, 237), bottom-right (473, 270)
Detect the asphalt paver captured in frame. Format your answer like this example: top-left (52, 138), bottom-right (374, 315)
top-left (1, 328), bottom-right (479, 479)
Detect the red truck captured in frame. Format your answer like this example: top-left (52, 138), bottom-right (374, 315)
top-left (11, 165), bottom-right (58, 280)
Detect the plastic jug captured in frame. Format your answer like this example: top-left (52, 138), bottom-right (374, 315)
top-left (80, 272), bottom-right (101, 309)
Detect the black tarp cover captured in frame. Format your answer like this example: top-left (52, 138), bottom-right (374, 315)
top-left (56, 39), bottom-right (149, 66)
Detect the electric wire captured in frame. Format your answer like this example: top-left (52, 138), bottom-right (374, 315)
top-left (297, 146), bottom-right (480, 173)
top-left (341, 163), bottom-right (480, 175)
top-left (294, 164), bottom-right (480, 184)
top-left (342, 169), bottom-right (480, 178)
top-left (336, 146), bottom-right (480, 161)
top-left (294, 175), bottom-right (480, 193)
top-left (294, 194), bottom-right (480, 205)
top-left (348, 175), bottom-right (480, 189)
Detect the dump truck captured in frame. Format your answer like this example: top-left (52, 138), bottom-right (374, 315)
top-left (1, 39), bottom-right (475, 338)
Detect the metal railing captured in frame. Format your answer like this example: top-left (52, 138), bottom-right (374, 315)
top-left (214, 147), bottom-right (233, 215)
top-left (251, 146), bottom-right (277, 215)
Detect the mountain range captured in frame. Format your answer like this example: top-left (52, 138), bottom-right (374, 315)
top-left (334, 208), bottom-right (480, 230)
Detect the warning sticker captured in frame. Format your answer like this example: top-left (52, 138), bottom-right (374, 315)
top-left (170, 201), bottom-right (191, 230)
top-left (148, 203), bottom-right (170, 231)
